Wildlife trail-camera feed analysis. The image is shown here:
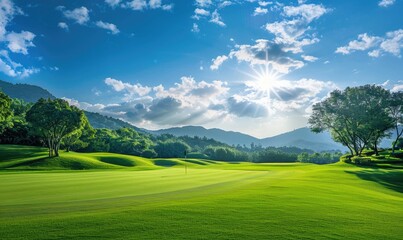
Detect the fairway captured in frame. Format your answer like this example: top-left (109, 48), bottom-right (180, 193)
top-left (1, 163), bottom-right (402, 239)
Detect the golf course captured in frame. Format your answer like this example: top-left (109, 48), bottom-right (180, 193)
top-left (1, 145), bottom-right (402, 239)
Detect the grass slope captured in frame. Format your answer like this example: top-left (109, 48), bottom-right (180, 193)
top-left (0, 145), bottom-right (402, 239)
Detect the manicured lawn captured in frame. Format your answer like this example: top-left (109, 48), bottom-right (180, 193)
top-left (0, 145), bottom-right (402, 239)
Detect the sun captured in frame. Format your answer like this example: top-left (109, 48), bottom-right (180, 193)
top-left (243, 62), bottom-right (284, 100)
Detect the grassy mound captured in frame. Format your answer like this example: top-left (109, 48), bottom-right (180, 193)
top-left (0, 145), bottom-right (159, 170)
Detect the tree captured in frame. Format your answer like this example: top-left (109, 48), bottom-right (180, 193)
top-left (26, 98), bottom-right (85, 157)
top-left (0, 91), bottom-right (13, 134)
top-left (388, 92), bottom-right (403, 153)
top-left (62, 118), bottom-right (94, 152)
top-left (309, 85), bottom-right (393, 156)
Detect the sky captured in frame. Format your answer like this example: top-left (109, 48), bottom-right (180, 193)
top-left (0, 0), bottom-right (403, 138)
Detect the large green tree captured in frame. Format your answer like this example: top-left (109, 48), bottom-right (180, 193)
top-left (309, 85), bottom-right (393, 156)
top-left (26, 98), bottom-right (86, 157)
top-left (0, 91), bottom-right (13, 134)
top-left (388, 91), bottom-right (403, 153)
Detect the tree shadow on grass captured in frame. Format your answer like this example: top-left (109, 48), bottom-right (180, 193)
top-left (345, 169), bottom-right (403, 193)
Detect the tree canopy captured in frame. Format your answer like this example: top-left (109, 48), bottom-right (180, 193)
top-left (309, 85), bottom-right (400, 156)
top-left (26, 98), bottom-right (86, 157)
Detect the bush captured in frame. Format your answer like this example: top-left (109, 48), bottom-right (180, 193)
top-left (351, 157), bottom-right (372, 165)
top-left (390, 152), bottom-right (403, 159)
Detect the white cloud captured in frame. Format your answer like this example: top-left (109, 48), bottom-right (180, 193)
top-left (0, 1), bottom-right (38, 78)
top-left (193, 8), bottom-right (210, 19)
top-left (378, 0), bottom-right (395, 7)
top-left (391, 83), bottom-right (403, 92)
top-left (380, 29), bottom-right (403, 56)
top-left (283, 4), bottom-right (328, 23)
top-left (125, 0), bottom-right (147, 10)
top-left (335, 33), bottom-right (382, 55)
top-left (0, 50), bottom-right (39, 78)
top-left (191, 23), bottom-right (200, 33)
top-left (253, 7), bottom-right (268, 16)
top-left (219, 1), bottom-right (233, 8)
top-left (95, 21), bottom-right (120, 34)
top-left (229, 39), bottom-right (304, 73)
top-left (6, 31), bottom-right (36, 55)
top-left (63, 6), bottom-right (90, 25)
top-left (265, 3), bottom-right (328, 53)
top-left (210, 9), bottom-right (225, 27)
top-left (105, 0), bottom-right (121, 7)
top-left (258, 1), bottom-right (272, 7)
top-left (105, 77), bottom-right (152, 100)
top-left (58, 22), bottom-right (69, 31)
top-left (301, 55), bottom-right (318, 62)
top-left (195, 0), bottom-right (212, 8)
top-left (336, 30), bottom-right (403, 57)
top-left (0, 0), bottom-right (23, 40)
top-left (149, 0), bottom-right (162, 8)
top-left (210, 55), bottom-right (228, 70)
top-left (124, 0), bottom-right (173, 11)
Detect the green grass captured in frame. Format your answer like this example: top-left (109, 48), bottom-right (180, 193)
top-left (0, 145), bottom-right (402, 239)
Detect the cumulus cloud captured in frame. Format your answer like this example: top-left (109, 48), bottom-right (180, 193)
top-left (243, 77), bottom-right (337, 113)
top-left (219, 1), bottom-right (233, 8)
top-left (378, 0), bottom-right (395, 7)
top-left (265, 3), bottom-right (328, 53)
top-left (301, 55), bottom-right (318, 62)
top-left (210, 55), bottom-right (228, 70)
top-left (105, 77), bottom-right (151, 100)
top-left (193, 8), bottom-right (210, 19)
top-left (125, 0), bottom-right (147, 10)
top-left (62, 6), bottom-right (90, 25)
top-left (229, 39), bottom-right (304, 73)
top-left (5, 31), bottom-right (35, 55)
top-left (95, 21), bottom-right (120, 34)
top-left (124, 0), bottom-right (173, 11)
top-left (335, 33), bottom-right (382, 55)
top-left (105, 0), bottom-right (121, 7)
top-left (0, 1), bottom-right (38, 78)
top-left (283, 4), bottom-right (328, 23)
top-left (58, 22), bottom-right (69, 31)
top-left (99, 76), bottom-right (231, 127)
top-left (195, 0), bottom-right (212, 8)
top-left (258, 1), bottom-right (272, 7)
top-left (0, 0), bottom-right (23, 40)
top-left (210, 9), bottom-right (226, 27)
top-left (253, 7), bottom-right (268, 16)
top-left (191, 23), bottom-right (200, 33)
top-left (0, 50), bottom-right (39, 78)
top-left (336, 30), bottom-right (403, 57)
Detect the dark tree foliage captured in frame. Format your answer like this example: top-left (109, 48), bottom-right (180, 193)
top-left (154, 140), bottom-right (191, 158)
top-left (203, 146), bottom-right (249, 162)
top-left (0, 91), bottom-right (13, 134)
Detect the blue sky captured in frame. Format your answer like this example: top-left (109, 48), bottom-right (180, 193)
top-left (1, 0), bottom-right (403, 137)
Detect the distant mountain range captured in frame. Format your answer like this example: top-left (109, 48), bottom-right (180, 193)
top-left (148, 126), bottom-right (346, 151)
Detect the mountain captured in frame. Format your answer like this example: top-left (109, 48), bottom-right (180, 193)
top-left (0, 79), bottom-right (55, 102)
top-left (149, 126), bottom-right (346, 152)
top-left (149, 126), bottom-right (257, 146)
top-left (260, 128), bottom-right (344, 151)
top-left (84, 111), bottom-right (143, 132)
